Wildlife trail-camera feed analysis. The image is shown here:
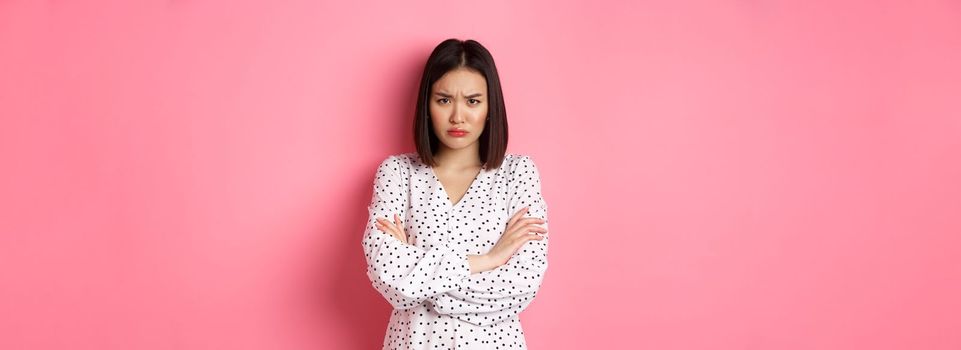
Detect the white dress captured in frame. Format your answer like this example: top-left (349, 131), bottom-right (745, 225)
top-left (362, 152), bottom-right (550, 349)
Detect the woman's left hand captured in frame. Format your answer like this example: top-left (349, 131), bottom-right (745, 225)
top-left (375, 213), bottom-right (410, 244)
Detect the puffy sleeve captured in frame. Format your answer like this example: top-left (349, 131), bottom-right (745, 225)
top-left (362, 155), bottom-right (472, 310)
top-left (428, 155), bottom-right (550, 326)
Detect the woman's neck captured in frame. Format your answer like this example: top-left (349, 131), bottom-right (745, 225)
top-left (435, 144), bottom-right (482, 170)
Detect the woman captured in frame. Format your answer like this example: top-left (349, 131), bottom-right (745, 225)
top-left (361, 38), bottom-right (551, 349)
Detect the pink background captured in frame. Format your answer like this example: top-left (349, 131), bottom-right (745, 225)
top-left (2, 0), bottom-right (960, 349)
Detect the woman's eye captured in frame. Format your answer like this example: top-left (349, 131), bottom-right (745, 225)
top-left (437, 98), bottom-right (449, 104)
top-left (468, 99), bottom-right (479, 104)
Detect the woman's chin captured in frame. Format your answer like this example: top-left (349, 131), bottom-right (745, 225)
top-left (440, 139), bottom-right (477, 150)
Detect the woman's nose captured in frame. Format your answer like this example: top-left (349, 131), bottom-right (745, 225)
top-left (449, 103), bottom-right (464, 123)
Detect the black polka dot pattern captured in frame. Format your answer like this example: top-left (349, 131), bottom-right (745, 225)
top-left (362, 152), bottom-right (550, 349)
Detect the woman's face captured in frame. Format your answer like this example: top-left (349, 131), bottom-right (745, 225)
top-left (429, 68), bottom-right (489, 153)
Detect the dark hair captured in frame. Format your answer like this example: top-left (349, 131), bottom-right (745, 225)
top-left (413, 38), bottom-right (508, 170)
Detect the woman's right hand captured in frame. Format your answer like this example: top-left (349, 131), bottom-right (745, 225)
top-left (482, 207), bottom-right (548, 269)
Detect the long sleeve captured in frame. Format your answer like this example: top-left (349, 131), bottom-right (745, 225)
top-left (428, 155), bottom-right (550, 326)
top-left (362, 156), bottom-right (472, 310)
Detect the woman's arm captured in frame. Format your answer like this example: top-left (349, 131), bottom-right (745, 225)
top-left (362, 156), bottom-right (473, 310)
top-left (428, 156), bottom-right (550, 326)
top-left (468, 254), bottom-right (499, 274)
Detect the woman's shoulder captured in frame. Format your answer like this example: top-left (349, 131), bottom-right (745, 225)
top-left (376, 152), bottom-right (417, 173)
top-left (390, 152), bottom-right (417, 164)
top-left (504, 152), bottom-right (538, 166)
top-left (502, 153), bottom-right (541, 178)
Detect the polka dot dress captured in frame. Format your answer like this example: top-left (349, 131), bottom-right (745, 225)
top-left (362, 152), bottom-right (550, 349)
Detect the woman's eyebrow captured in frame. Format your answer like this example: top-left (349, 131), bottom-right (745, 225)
top-left (434, 92), bottom-right (485, 98)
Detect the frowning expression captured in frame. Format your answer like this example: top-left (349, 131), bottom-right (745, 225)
top-left (430, 68), bottom-right (488, 151)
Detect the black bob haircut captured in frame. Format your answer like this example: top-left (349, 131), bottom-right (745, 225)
top-left (413, 38), bottom-right (508, 170)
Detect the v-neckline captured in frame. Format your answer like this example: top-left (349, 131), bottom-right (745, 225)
top-left (428, 165), bottom-right (485, 208)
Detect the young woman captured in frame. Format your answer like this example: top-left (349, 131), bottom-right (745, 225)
top-left (362, 38), bottom-right (550, 349)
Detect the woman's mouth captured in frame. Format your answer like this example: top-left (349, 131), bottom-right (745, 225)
top-left (447, 130), bottom-right (468, 137)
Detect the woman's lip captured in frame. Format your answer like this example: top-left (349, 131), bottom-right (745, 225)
top-left (447, 130), bottom-right (468, 137)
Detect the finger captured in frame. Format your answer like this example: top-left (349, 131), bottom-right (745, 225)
top-left (523, 231), bottom-right (546, 240)
top-left (377, 218), bottom-right (398, 236)
top-left (520, 233), bottom-right (546, 245)
top-left (506, 206), bottom-right (529, 228)
top-left (375, 222), bottom-right (399, 242)
top-left (507, 223), bottom-right (548, 240)
top-left (375, 219), bottom-right (390, 232)
top-left (524, 225), bottom-right (548, 233)
top-left (393, 214), bottom-right (409, 243)
top-left (511, 216), bottom-right (545, 227)
top-left (506, 209), bottom-right (534, 231)
top-left (375, 221), bottom-right (394, 236)
top-left (518, 217), bottom-right (546, 225)
top-left (378, 217), bottom-right (396, 228)
top-left (507, 217), bottom-right (546, 233)
top-left (507, 234), bottom-right (545, 254)
top-left (379, 223), bottom-right (403, 242)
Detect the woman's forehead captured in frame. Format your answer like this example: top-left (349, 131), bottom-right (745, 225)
top-left (433, 69), bottom-right (487, 93)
